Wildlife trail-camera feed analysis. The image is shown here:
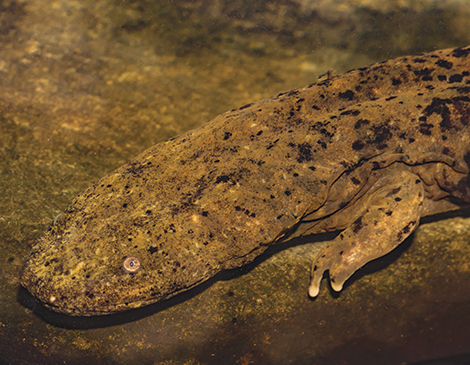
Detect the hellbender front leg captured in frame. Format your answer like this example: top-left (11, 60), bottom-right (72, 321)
top-left (309, 170), bottom-right (425, 297)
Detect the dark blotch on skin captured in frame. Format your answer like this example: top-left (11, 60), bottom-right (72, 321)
top-left (352, 216), bottom-right (363, 233)
top-left (463, 151), bottom-right (470, 170)
top-left (352, 140), bottom-right (364, 151)
top-left (402, 221), bottom-right (416, 236)
top-left (338, 90), bottom-right (355, 100)
top-left (239, 103), bottom-right (253, 110)
top-left (442, 147), bottom-right (452, 156)
top-left (148, 246), bottom-right (158, 254)
top-left (296, 142), bottom-right (314, 163)
top-left (449, 74), bottom-right (464, 83)
top-left (413, 67), bottom-right (434, 79)
top-left (436, 59), bottom-right (453, 69)
top-left (386, 187), bottom-right (401, 197)
top-left (267, 138), bottom-right (280, 150)
top-left (396, 220), bottom-right (415, 242)
top-left (354, 118), bottom-right (370, 129)
top-left (452, 47), bottom-right (470, 58)
top-left (423, 97), bottom-right (457, 133)
top-left (340, 109), bottom-right (361, 116)
top-left (371, 125), bottom-right (393, 148)
top-left (215, 175), bottom-right (230, 184)
top-left (419, 122), bottom-right (433, 135)
top-left (351, 177), bottom-right (361, 185)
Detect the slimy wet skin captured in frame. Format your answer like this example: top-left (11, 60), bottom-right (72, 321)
top-left (21, 46), bottom-right (470, 315)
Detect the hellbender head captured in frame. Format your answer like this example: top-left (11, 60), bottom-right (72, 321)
top-left (20, 120), bottom-right (290, 316)
top-left (20, 184), bottom-right (211, 316)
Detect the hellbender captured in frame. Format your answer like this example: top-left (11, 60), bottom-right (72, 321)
top-left (21, 45), bottom-right (470, 315)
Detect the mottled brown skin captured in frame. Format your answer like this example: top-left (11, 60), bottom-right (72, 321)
top-left (21, 46), bottom-right (470, 315)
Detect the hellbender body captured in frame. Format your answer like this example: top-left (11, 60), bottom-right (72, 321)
top-left (22, 46), bottom-right (470, 315)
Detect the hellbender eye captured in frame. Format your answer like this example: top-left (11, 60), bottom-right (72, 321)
top-left (122, 256), bottom-right (141, 273)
